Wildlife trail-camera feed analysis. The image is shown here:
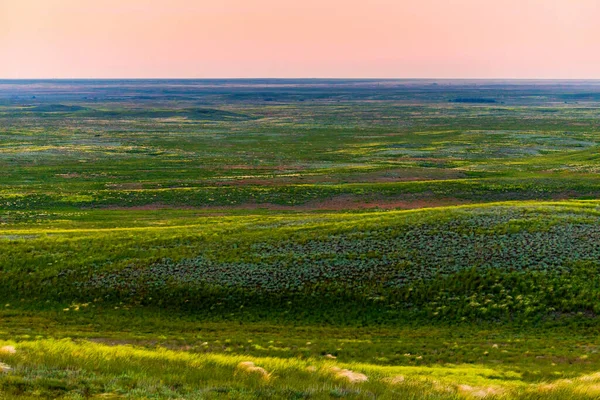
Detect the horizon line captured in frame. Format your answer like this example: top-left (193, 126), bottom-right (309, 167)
top-left (2, 77), bottom-right (600, 81)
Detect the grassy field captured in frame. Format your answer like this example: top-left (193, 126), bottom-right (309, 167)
top-left (2, 79), bottom-right (600, 398)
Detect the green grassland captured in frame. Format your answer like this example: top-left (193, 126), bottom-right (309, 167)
top-left (3, 80), bottom-right (600, 398)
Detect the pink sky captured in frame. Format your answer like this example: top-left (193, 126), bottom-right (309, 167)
top-left (1, 0), bottom-right (599, 79)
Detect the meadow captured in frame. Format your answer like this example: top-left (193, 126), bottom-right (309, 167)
top-left (2, 79), bottom-right (600, 398)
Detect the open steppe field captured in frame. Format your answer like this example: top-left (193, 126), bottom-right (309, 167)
top-left (3, 79), bottom-right (600, 399)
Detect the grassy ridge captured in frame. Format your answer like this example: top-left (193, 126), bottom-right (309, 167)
top-left (3, 200), bottom-right (600, 324)
top-left (5, 175), bottom-right (600, 210)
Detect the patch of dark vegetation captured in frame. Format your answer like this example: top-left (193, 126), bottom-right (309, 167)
top-left (5, 104), bottom-right (256, 121)
top-left (450, 98), bottom-right (497, 103)
top-left (78, 107), bottom-right (257, 121)
top-left (561, 92), bottom-right (600, 101)
top-left (184, 108), bottom-right (257, 121)
top-left (26, 104), bottom-right (89, 112)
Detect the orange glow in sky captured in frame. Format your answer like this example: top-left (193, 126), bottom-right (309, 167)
top-left (1, 0), bottom-right (599, 79)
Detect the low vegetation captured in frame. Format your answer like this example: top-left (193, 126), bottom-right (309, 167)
top-left (2, 79), bottom-right (600, 398)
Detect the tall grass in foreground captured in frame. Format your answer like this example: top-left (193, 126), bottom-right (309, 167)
top-left (2, 339), bottom-right (600, 399)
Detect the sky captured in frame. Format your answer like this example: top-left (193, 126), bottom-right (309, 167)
top-left (1, 0), bottom-right (599, 79)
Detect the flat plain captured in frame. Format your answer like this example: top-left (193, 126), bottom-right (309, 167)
top-left (2, 79), bottom-right (600, 399)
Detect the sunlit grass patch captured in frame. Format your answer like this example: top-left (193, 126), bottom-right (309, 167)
top-left (2, 338), bottom-right (600, 398)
